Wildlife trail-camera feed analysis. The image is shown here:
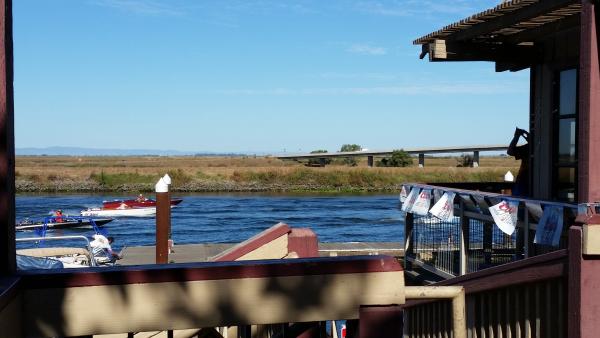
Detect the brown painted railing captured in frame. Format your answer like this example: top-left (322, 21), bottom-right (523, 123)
top-left (402, 183), bottom-right (577, 280)
top-left (0, 255), bottom-right (405, 337)
top-left (402, 249), bottom-right (568, 338)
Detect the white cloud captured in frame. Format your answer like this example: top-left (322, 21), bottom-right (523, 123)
top-left (347, 44), bottom-right (387, 56)
top-left (91, 0), bottom-right (183, 16)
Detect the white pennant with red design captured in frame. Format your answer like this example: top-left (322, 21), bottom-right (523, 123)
top-left (489, 199), bottom-right (519, 235)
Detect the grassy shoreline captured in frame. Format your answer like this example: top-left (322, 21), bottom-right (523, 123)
top-left (16, 155), bottom-right (519, 193)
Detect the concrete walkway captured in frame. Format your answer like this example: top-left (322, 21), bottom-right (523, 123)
top-left (118, 242), bottom-right (403, 265)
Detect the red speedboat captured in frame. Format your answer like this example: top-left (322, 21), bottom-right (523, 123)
top-left (102, 196), bottom-right (183, 210)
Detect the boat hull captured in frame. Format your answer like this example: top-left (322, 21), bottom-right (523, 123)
top-left (102, 198), bottom-right (183, 210)
top-left (81, 207), bottom-right (157, 217)
top-left (16, 218), bottom-right (113, 231)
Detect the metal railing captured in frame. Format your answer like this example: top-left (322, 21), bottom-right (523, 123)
top-left (402, 183), bottom-right (577, 279)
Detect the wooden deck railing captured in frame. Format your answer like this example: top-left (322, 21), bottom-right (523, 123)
top-left (402, 183), bottom-right (578, 280)
top-left (402, 249), bottom-right (568, 338)
top-left (0, 255), bottom-right (405, 337)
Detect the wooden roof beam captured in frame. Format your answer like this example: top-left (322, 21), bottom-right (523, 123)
top-left (448, 0), bottom-right (577, 42)
top-left (495, 62), bottom-right (531, 72)
top-left (426, 39), bottom-right (541, 63)
top-left (502, 12), bottom-right (580, 44)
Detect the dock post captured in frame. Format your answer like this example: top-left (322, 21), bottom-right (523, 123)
top-left (155, 177), bottom-right (170, 264)
top-left (418, 153), bottom-right (425, 167)
top-left (367, 155), bottom-right (374, 167)
top-left (472, 151), bottom-right (480, 167)
top-left (163, 174), bottom-right (173, 253)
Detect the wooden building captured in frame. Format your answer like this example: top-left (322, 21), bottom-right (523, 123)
top-left (401, 1), bottom-right (600, 337)
top-left (415, 0), bottom-right (593, 204)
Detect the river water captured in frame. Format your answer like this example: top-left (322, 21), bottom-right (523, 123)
top-left (15, 193), bottom-right (405, 250)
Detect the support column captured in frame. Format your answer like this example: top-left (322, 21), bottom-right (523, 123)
top-left (472, 151), bottom-right (480, 167)
top-left (578, 0), bottom-right (600, 203)
top-left (568, 224), bottom-right (600, 338)
top-left (367, 155), bottom-right (374, 167)
top-left (0, 0), bottom-right (15, 275)
top-left (418, 153), bottom-right (425, 168)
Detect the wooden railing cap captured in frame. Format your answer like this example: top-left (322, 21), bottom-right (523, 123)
top-left (19, 255), bottom-right (403, 289)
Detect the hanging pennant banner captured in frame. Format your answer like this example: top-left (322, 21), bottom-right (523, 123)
top-left (433, 189), bottom-right (443, 203)
top-left (525, 202), bottom-right (544, 223)
top-left (401, 187), bottom-right (420, 212)
top-left (399, 185), bottom-right (409, 202)
top-left (411, 189), bottom-right (432, 216)
top-left (489, 199), bottom-right (519, 235)
top-left (534, 206), bottom-right (564, 247)
top-left (429, 191), bottom-right (456, 222)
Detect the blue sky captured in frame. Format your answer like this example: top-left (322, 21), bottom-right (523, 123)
top-left (13, 0), bottom-right (529, 154)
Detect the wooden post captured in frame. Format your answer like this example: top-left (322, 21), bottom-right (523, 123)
top-left (578, 0), bottom-right (600, 203)
top-left (155, 177), bottom-right (170, 264)
top-left (359, 306), bottom-right (403, 338)
top-left (367, 155), bottom-right (374, 167)
top-left (483, 222), bottom-right (493, 268)
top-left (0, 0), bottom-right (15, 276)
top-left (568, 225), bottom-right (600, 338)
top-left (418, 153), bottom-right (425, 168)
top-left (472, 151), bottom-right (480, 168)
top-left (288, 228), bottom-right (318, 258)
top-left (162, 174), bottom-right (173, 253)
top-left (404, 212), bottom-right (414, 271)
top-left (459, 199), bottom-right (468, 275)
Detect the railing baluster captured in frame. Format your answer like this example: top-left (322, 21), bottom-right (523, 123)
top-left (480, 293), bottom-right (486, 338)
top-left (544, 281), bottom-right (551, 338)
top-left (497, 291), bottom-right (503, 338)
top-left (459, 198), bottom-right (468, 276)
top-left (488, 293), bottom-right (495, 338)
top-left (444, 301), bottom-right (449, 338)
top-left (535, 284), bottom-right (541, 338)
top-left (467, 297), bottom-right (475, 338)
top-left (505, 288), bottom-right (512, 338)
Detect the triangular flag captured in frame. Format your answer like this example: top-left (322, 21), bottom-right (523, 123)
top-left (489, 199), bottom-right (519, 235)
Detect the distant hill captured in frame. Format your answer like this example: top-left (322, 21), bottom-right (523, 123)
top-left (16, 146), bottom-right (247, 157)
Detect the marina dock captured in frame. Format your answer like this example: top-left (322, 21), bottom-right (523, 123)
top-left (119, 242), bottom-right (403, 265)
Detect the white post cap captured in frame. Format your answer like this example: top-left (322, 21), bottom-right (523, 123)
top-left (163, 174), bottom-right (172, 185)
top-left (504, 171), bottom-right (514, 182)
top-left (155, 177), bottom-right (169, 193)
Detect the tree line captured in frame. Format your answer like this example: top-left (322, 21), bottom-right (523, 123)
top-left (307, 144), bottom-right (413, 167)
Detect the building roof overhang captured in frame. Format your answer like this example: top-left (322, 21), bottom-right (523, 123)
top-left (413, 0), bottom-right (582, 70)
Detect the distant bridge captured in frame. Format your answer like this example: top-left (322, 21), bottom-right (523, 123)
top-left (276, 145), bottom-right (509, 167)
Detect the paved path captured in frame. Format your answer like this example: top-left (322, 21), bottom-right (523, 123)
top-left (118, 242), bottom-right (403, 265)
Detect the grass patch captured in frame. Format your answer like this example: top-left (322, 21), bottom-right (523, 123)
top-left (90, 171), bottom-right (156, 187)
